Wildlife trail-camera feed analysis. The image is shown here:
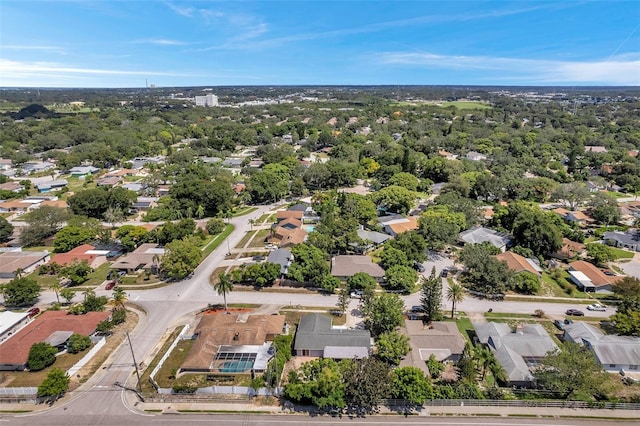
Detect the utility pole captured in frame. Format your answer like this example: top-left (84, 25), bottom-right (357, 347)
top-left (126, 331), bottom-right (142, 392)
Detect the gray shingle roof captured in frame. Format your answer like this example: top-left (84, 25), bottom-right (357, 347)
top-left (460, 227), bottom-right (512, 248)
top-left (294, 313), bottom-right (371, 352)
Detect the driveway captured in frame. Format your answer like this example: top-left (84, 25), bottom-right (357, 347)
top-left (617, 252), bottom-right (640, 279)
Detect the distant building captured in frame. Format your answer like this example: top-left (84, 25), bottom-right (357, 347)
top-left (294, 313), bottom-right (371, 359)
top-left (195, 93), bottom-right (219, 107)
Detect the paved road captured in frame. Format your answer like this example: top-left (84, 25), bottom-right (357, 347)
top-left (10, 204), bottom-right (614, 422)
top-left (8, 410), bottom-right (637, 425)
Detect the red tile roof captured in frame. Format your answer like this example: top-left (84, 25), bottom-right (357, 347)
top-left (0, 310), bottom-right (110, 366)
top-left (50, 244), bottom-right (96, 267)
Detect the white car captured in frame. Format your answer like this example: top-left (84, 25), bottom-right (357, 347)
top-left (586, 303), bottom-right (606, 311)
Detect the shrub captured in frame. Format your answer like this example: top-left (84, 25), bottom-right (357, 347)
top-left (27, 342), bottom-right (57, 371)
top-left (67, 334), bottom-right (91, 354)
top-left (111, 308), bottom-right (127, 325)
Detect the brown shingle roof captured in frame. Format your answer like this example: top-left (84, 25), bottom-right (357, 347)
top-left (496, 252), bottom-right (540, 276)
top-left (569, 260), bottom-right (624, 288)
top-left (181, 314), bottom-right (285, 371)
top-left (276, 210), bottom-right (303, 221)
top-left (331, 255), bottom-right (385, 278)
top-left (0, 310), bottom-right (110, 366)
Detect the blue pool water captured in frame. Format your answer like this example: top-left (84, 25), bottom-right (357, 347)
top-left (304, 225), bottom-right (316, 232)
top-left (220, 360), bottom-right (253, 373)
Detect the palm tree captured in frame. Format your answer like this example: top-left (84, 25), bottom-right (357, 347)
top-left (474, 345), bottom-right (493, 380)
top-left (446, 283), bottom-right (465, 319)
top-left (50, 281), bottom-right (62, 304)
top-left (107, 269), bottom-right (120, 286)
top-left (214, 273), bottom-right (234, 313)
top-left (248, 218), bottom-right (255, 231)
top-left (151, 254), bottom-right (161, 275)
top-left (82, 288), bottom-right (95, 302)
top-left (112, 286), bottom-right (127, 309)
top-left (196, 204), bottom-right (205, 220)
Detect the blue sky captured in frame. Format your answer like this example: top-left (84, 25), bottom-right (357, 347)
top-left (1, 1), bottom-right (639, 87)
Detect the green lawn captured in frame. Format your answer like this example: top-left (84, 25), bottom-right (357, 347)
top-left (608, 246), bottom-right (635, 260)
top-left (455, 317), bottom-right (474, 343)
top-left (235, 230), bottom-right (256, 248)
top-left (248, 229), bottom-right (270, 248)
top-left (440, 101), bottom-right (491, 110)
top-left (232, 206), bottom-right (258, 217)
top-left (201, 224), bottom-right (234, 258)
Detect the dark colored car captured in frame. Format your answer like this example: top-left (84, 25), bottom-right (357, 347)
top-left (410, 305), bottom-right (425, 313)
top-left (565, 309), bottom-right (585, 316)
top-left (441, 269), bottom-right (449, 278)
top-left (553, 319), bottom-right (565, 330)
top-left (413, 262), bottom-right (425, 273)
top-left (252, 255), bottom-right (265, 261)
top-left (105, 281), bottom-right (116, 290)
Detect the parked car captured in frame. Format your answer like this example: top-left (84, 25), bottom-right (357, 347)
top-left (252, 255), bottom-right (265, 261)
top-left (441, 269), bottom-right (449, 278)
top-left (410, 305), bottom-right (425, 313)
top-left (27, 307), bottom-right (40, 317)
top-left (586, 303), bottom-right (606, 311)
top-left (413, 262), bottom-right (425, 273)
top-left (565, 308), bottom-right (585, 316)
top-left (350, 290), bottom-right (364, 299)
top-left (553, 319), bottom-right (565, 330)
top-left (105, 281), bottom-right (116, 290)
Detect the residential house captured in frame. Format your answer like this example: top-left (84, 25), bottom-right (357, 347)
top-left (110, 243), bottom-right (164, 273)
top-left (35, 179), bottom-right (68, 193)
top-left (180, 313), bottom-right (285, 376)
top-left (466, 151), bottom-right (487, 161)
top-left (21, 161), bottom-right (55, 174)
top-left (553, 208), bottom-right (594, 227)
top-left (355, 225), bottom-right (391, 252)
top-left (49, 244), bottom-right (107, 269)
top-left (550, 238), bottom-right (586, 260)
top-left (0, 311), bottom-right (31, 344)
top-left (96, 176), bottom-right (121, 187)
top-left (400, 320), bottom-right (465, 377)
top-left (106, 168), bottom-right (138, 178)
top-left (563, 322), bottom-right (640, 373)
top-left (331, 255), bottom-right (385, 282)
top-left (68, 166), bottom-right (99, 177)
top-left (459, 227), bottom-right (513, 252)
top-left (0, 251), bottom-right (50, 279)
top-left (269, 210), bottom-right (308, 248)
top-left (266, 248), bottom-right (293, 276)
top-left (378, 215), bottom-right (419, 237)
top-left (567, 260), bottom-right (624, 293)
top-left (438, 150), bottom-right (458, 160)
top-left (294, 313), bottom-right (371, 359)
top-left (603, 230), bottom-right (640, 252)
top-left (132, 197), bottom-right (158, 212)
top-left (0, 310), bottom-right (109, 371)
top-left (0, 199), bottom-right (35, 214)
top-left (473, 322), bottom-right (558, 387)
top-left (120, 183), bottom-right (144, 194)
top-left (0, 159), bottom-right (13, 171)
top-left (0, 182), bottom-right (24, 193)
top-left (496, 251), bottom-right (542, 276)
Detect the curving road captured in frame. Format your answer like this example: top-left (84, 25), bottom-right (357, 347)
top-left (8, 204), bottom-right (614, 423)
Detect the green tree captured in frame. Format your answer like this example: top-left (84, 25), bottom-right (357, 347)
top-left (369, 185), bottom-right (418, 214)
top-left (379, 245), bottom-right (411, 270)
top-left (284, 358), bottom-right (345, 411)
top-left (387, 231), bottom-right (427, 263)
top-left (375, 331), bottom-right (410, 365)
top-left (551, 182), bottom-right (591, 210)
top-left (426, 354), bottom-right (445, 379)
top-left (335, 286), bottom-right (350, 314)
top-left (287, 243), bottom-right (329, 286)
top-left (27, 342), bottom-right (57, 371)
top-left (60, 288), bottom-right (75, 305)
top-left (112, 286), bottom-right (127, 309)
top-left (50, 281), bottom-right (62, 304)
top-left (0, 216), bottom-right (14, 243)
top-left (420, 267), bottom-right (442, 322)
top-left (459, 243), bottom-right (512, 296)
top-left (60, 260), bottom-right (92, 286)
top-left (115, 225), bottom-right (149, 251)
top-left (214, 273), bottom-right (234, 312)
top-left (586, 242), bottom-right (617, 265)
top-left (67, 334), bottom-right (91, 354)
top-left (385, 265), bottom-right (417, 293)
top-left (361, 293), bottom-right (405, 336)
top-left (534, 342), bottom-right (610, 401)
top-left (392, 366), bottom-right (433, 408)
top-left (20, 206), bottom-right (70, 247)
top-left (343, 357), bottom-right (392, 416)
top-left (419, 205), bottom-right (466, 250)
top-left (446, 283), bottom-right (465, 319)
top-left (161, 236), bottom-right (203, 280)
top-left (206, 218), bottom-right (225, 235)
top-left (511, 272), bottom-right (541, 294)
top-left (3, 276), bottom-right (40, 306)
top-left (589, 192), bottom-right (621, 225)
top-left (389, 172), bottom-right (420, 191)
top-left (83, 292), bottom-right (108, 312)
top-left (248, 163), bottom-right (290, 203)
top-left (346, 272), bottom-right (377, 292)
top-left (37, 368), bottom-right (70, 401)
top-left (610, 276), bottom-right (640, 336)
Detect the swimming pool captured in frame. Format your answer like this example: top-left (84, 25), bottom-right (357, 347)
top-left (219, 360), bottom-right (254, 373)
top-left (304, 225), bottom-right (316, 232)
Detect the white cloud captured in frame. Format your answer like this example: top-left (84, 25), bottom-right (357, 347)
top-left (163, 1), bottom-right (194, 17)
top-left (0, 59), bottom-right (185, 77)
top-left (130, 38), bottom-right (188, 46)
top-left (2, 45), bottom-right (68, 55)
top-left (376, 52), bottom-right (640, 85)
